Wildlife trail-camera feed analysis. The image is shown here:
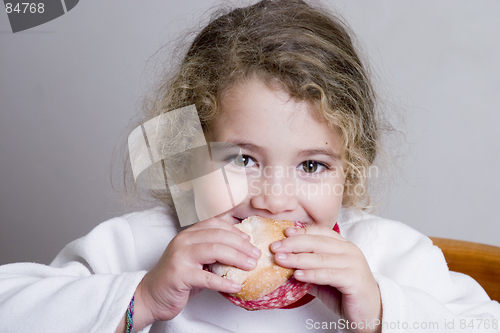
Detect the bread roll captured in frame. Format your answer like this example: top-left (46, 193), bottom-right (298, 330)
top-left (210, 216), bottom-right (312, 310)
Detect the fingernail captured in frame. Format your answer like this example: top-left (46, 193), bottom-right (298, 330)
top-left (241, 233), bottom-right (250, 240)
top-left (272, 241), bottom-right (282, 250)
top-left (247, 257), bottom-right (257, 265)
top-left (252, 247), bottom-right (261, 257)
top-left (295, 270), bottom-right (304, 276)
top-left (287, 228), bottom-right (297, 235)
top-left (276, 253), bottom-right (287, 260)
top-left (232, 282), bottom-right (241, 291)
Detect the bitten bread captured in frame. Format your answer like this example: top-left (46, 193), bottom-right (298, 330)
top-left (210, 216), bottom-right (312, 310)
top-left (211, 216), bottom-right (295, 300)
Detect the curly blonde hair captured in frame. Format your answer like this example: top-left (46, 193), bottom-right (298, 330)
top-left (124, 0), bottom-right (379, 211)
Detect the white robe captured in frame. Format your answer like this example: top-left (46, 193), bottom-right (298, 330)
top-left (0, 206), bottom-right (498, 333)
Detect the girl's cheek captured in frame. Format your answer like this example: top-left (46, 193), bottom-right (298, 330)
top-left (295, 178), bottom-right (343, 229)
top-left (193, 172), bottom-right (234, 221)
top-left (192, 168), bottom-right (250, 221)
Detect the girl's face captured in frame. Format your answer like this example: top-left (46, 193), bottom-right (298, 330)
top-left (199, 78), bottom-right (345, 229)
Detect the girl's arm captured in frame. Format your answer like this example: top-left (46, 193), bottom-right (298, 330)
top-left (114, 282), bottom-right (155, 333)
top-left (1, 207), bottom-right (260, 333)
top-left (0, 216), bottom-right (150, 333)
top-left (272, 213), bottom-right (500, 333)
top-left (371, 229), bottom-right (500, 333)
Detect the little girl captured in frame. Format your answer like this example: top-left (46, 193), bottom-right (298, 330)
top-left (0, 1), bottom-right (498, 332)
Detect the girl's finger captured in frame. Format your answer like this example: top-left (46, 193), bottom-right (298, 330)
top-left (188, 243), bottom-right (258, 271)
top-left (187, 269), bottom-right (242, 294)
top-left (292, 267), bottom-right (351, 287)
top-left (180, 227), bottom-right (260, 259)
top-left (274, 252), bottom-right (349, 270)
top-left (284, 224), bottom-right (345, 240)
top-left (189, 217), bottom-right (251, 241)
top-left (271, 233), bottom-right (351, 255)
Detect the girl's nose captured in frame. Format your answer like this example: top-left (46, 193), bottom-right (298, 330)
top-left (249, 176), bottom-right (298, 215)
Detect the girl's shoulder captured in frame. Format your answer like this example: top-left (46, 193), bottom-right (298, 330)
top-left (337, 207), bottom-right (432, 246)
top-left (337, 208), bottom-right (441, 278)
top-left (118, 205), bottom-right (181, 257)
top-left (51, 206), bottom-right (179, 270)
top-left (91, 205), bottom-right (180, 246)
top-left (119, 205), bottom-right (178, 229)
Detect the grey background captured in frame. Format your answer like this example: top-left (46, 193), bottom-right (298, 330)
top-left (1, 0), bottom-right (499, 265)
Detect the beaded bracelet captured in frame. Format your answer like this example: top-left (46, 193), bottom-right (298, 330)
top-left (125, 295), bottom-right (135, 333)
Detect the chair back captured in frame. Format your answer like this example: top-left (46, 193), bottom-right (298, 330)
top-left (430, 237), bottom-right (500, 302)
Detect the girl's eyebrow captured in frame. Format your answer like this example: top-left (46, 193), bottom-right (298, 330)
top-left (297, 148), bottom-right (341, 161)
top-left (225, 140), bottom-right (340, 161)
top-left (228, 141), bottom-right (265, 155)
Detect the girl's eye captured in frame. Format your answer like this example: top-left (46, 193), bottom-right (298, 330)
top-left (232, 155), bottom-right (256, 167)
top-left (299, 160), bottom-right (327, 174)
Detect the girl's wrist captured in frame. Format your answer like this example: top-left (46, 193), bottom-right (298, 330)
top-left (115, 279), bottom-right (157, 333)
top-left (131, 278), bottom-right (158, 331)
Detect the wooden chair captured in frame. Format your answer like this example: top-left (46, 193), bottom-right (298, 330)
top-left (430, 237), bottom-right (500, 302)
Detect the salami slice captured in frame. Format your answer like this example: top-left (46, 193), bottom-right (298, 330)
top-left (220, 276), bottom-right (312, 310)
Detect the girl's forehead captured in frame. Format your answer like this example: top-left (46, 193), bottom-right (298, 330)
top-left (209, 79), bottom-right (343, 156)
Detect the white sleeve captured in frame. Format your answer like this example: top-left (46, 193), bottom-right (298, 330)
top-left (340, 214), bottom-right (500, 333)
top-left (0, 217), bottom-right (150, 333)
top-left (374, 244), bottom-right (500, 333)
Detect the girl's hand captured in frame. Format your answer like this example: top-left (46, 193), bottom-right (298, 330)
top-left (135, 217), bottom-right (261, 325)
top-left (271, 226), bottom-right (382, 333)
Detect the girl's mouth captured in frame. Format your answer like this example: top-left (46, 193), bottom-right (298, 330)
top-left (233, 215), bottom-right (310, 224)
top-left (233, 216), bottom-right (244, 223)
